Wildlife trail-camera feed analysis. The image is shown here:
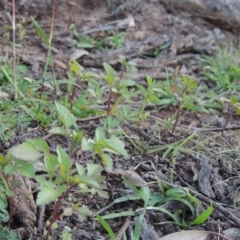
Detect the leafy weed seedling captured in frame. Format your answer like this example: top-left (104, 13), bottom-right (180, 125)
top-left (201, 45), bottom-right (240, 91)
top-left (97, 178), bottom-right (213, 239)
top-left (71, 24), bottom-right (125, 50)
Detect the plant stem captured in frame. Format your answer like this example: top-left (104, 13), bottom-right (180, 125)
top-left (12, 0), bottom-right (17, 99)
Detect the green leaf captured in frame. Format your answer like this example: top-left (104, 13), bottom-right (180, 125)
top-left (55, 101), bottom-right (77, 130)
top-left (76, 42), bottom-right (95, 49)
top-left (61, 230), bottom-right (72, 240)
top-left (0, 198), bottom-right (8, 217)
top-left (49, 127), bottom-right (69, 136)
top-left (147, 206), bottom-right (182, 226)
top-left (80, 175), bottom-right (101, 188)
top-left (4, 164), bottom-right (15, 175)
top-left (69, 59), bottom-right (84, 74)
top-left (97, 193), bottom-right (141, 215)
top-left (148, 193), bottom-right (165, 206)
top-left (0, 154), bottom-right (7, 167)
top-left (100, 138), bottom-right (128, 157)
top-left (95, 128), bottom-right (106, 142)
top-left (78, 184), bottom-right (108, 198)
top-left (93, 144), bottom-right (104, 155)
top-left (74, 207), bottom-right (93, 222)
top-left (100, 153), bottom-right (113, 170)
top-left (57, 146), bottom-right (72, 173)
top-left (73, 94), bottom-right (87, 108)
top-left (191, 205), bottom-right (213, 225)
top-left (16, 163), bottom-right (36, 178)
top-left (95, 213), bottom-right (115, 240)
top-left (27, 139), bottom-right (49, 153)
top-left (5, 151), bottom-right (14, 164)
top-left (87, 164), bottom-right (103, 176)
top-left (119, 79), bottom-right (136, 87)
top-left (182, 75), bottom-right (198, 89)
top-left (31, 17), bottom-right (50, 46)
top-left (54, 175), bottom-right (64, 184)
top-left (11, 142), bottom-right (42, 161)
top-left (36, 176), bottom-right (55, 186)
top-left (63, 207), bottom-right (73, 216)
top-left (52, 222), bottom-right (58, 229)
top-left (123, 178), bottom-right (141, 195)
top-left (133, 212), bottom-right (145, 240)
top-left (44, 154), bottom-right (58, 179)
top-left (36, 184), bottom-right (67, 205)
top-left (103, 63), bottom-right (116, 85)
top-left (140, 187), bottom-right (150, 207)
top-left (159, 98), bottom-right (174, 106)
top-left (72, 131), bottom-right (83, 147)
top-left (136, 84), bottom-right (147, 94)
top-left (162, 196), bottom-right (195, 217)
top-left (230, 95), bottom-right (238, 105)
top-left (148, 95), bottom-right (161, 104)
top-left (99, 211), bottom-right (135, 220)
top-left (146, 74), bottom-right (153, 86)
top-left (165, 188), bottom-right (186, 197)
top-left (81, 137), bottom-right (94, 151)
top-left (76, 163), bottom-right (85, 175)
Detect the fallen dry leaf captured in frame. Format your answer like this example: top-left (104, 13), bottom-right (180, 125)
top-left (106, 169), bottom-right (147, 187)
top-left (70, 49), bottom-right (89, 61)
top-left (160, 230), bottom-right (210, 240)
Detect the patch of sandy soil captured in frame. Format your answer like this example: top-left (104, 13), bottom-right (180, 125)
top-left (1, 0), bottom-right (240, 239)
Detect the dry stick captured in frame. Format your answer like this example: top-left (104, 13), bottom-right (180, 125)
top-left (115, 218), bottom-right (131, 240)
top-left (176, 125), bottom-right (240, 132)
top-left (222, 107), bottom-right (233, 136)
top-left (195, 125), bottom-right (240, 131)
top-left (172, 98), bottom-right (182, 135)
top-left (37, 205), bottom-right (46, 233)
top-left (124, 122), bottom-right (165, 145)
top-left (171, 85), bottom-right (188, 135)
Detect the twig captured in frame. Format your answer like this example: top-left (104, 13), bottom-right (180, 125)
top-left (171, 85), bottom-right (188, 135)
top-left (115, 218), bottom-right (131, 240)
top-left (37, 205), bottom-right (46, 233)
top-left (189, 125), bottom-right (240, 132)
top-left (123, 121), bottom-right (164, 145)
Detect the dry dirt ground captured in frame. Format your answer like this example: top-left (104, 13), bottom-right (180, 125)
top-left (1, 0), bottom-right (240, 239)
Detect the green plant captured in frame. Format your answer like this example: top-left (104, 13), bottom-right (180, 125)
top-left (0, 177), bottom-right (11, 224)
top-left (76, 34), bottom-right (107, 50)
top-left (82, 126), bottom-right (128, 170)
top-left (0, 99), bottom-right (130, 238)
top-left (68, 57), bottom-right (139, 118)
top-left (8, 137), bottom-right (107, 239)
top-left (49, 101), bottom-right (83, 156)
top-left (70, 24), bottom-right (125, 50)
top-left (105, 30), bottom-right (125, 48)
top-left (0, 225), bottom-right (17, 240)
top-left (201, 45), bottom-right (240, 91)
top-left (136, 75), bottom-right (161, 120)
top-left (97, 178), bottom-right (213, 238)
top-left (0, 151), bottom-right (26, 239)
top-left (32, 12), bottom-right (59, 99)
